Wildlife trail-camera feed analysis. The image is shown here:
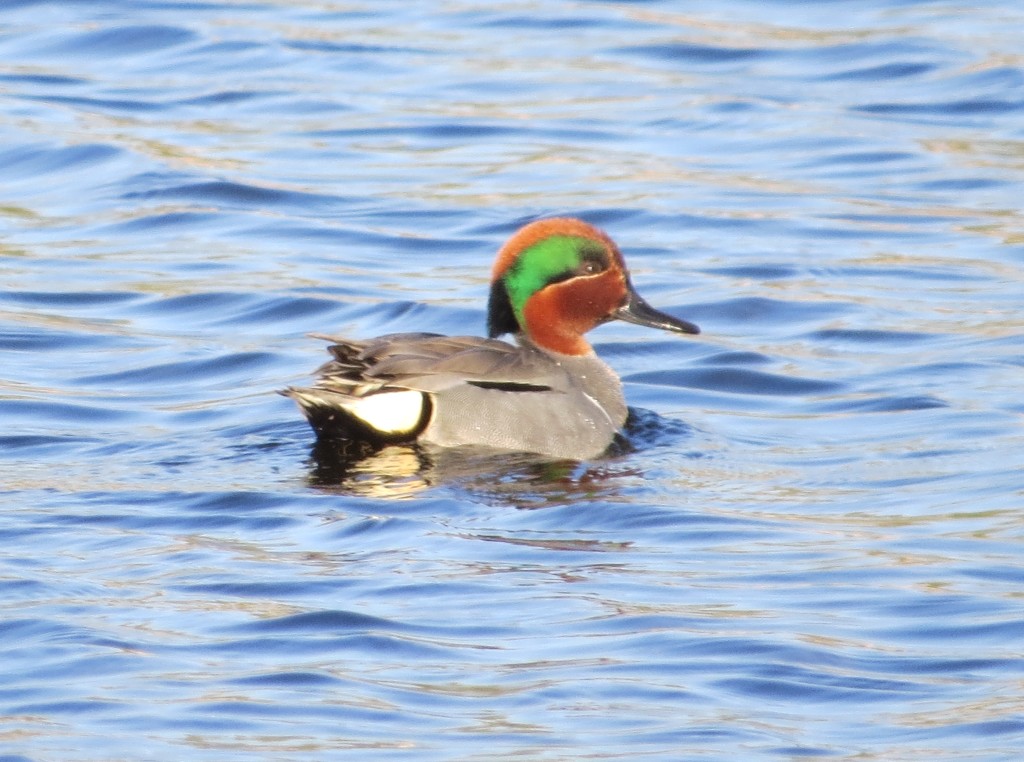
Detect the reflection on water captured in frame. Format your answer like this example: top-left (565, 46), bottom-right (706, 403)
top-left (305, 409), bottom-right (679, 506)
top-left (307, 439), bottom-right (432, 498)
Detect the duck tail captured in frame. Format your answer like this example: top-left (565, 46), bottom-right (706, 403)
top-left (282, 386), bottom-right (432, 445)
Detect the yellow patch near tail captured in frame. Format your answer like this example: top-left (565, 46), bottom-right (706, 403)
top-left (343, 390), bottom-right (426, 436)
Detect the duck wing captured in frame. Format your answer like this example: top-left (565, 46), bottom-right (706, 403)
top-left (283, 332), bottom-right (576, 445)
top-left (311, 332), bottom-right (569, 394)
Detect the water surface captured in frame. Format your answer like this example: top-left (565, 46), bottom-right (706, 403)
top-left (2, 1), bottom-right (1023, 759)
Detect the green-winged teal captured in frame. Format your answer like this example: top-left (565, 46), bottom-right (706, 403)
top-left (285, 217), bottom-right (700, 460)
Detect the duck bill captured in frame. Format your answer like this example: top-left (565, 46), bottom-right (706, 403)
top-left (614, 287), bottom-right (700, 335)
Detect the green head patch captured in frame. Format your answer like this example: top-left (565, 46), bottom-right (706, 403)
top-left (501, 235), bottom-right (608, 328)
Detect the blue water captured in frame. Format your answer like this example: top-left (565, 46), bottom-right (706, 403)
top-left (2, 1), bottom-right (1024, 759)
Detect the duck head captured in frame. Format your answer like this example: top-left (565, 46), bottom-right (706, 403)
top-left (487, 217), bottom-right (700, 355)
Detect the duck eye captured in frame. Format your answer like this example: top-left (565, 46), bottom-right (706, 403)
top-left (580, 259), bottom-right (604, 275)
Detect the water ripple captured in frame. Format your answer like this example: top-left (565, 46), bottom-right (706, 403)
top-left (2, 1), bottom-right (1023, 760)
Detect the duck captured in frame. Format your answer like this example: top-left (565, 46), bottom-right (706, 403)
top-left (283, 217), bottom-right (699, 461)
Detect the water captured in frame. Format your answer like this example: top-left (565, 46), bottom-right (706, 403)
top-left (2, 1), bottom-right (1023, 759)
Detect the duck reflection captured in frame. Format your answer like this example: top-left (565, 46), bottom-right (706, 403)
top-left (305, 408), bottom-right (691, 506)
